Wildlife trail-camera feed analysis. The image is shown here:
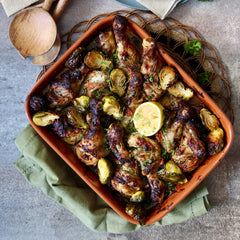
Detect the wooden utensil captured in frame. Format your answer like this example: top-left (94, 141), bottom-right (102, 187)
top-left (32, 0), bottom-right (69, 65)
top-left (9, 0), bottom-right (56, 57)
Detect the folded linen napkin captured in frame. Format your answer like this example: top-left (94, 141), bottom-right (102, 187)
top-left (136, 0), bottom-right (184, 19)
top-left (1, 0), bottom-right (39, 16)
top-left (14, 125), bottom-right (210, 233)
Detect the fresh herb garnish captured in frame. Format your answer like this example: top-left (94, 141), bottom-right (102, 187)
top-left (149, 74), bottom-right (153, 82)
top-left (197, 71), bottom-right (211, 87)
top-left (198, 0), bottom-right (213, 2)
top-left (184, 40), bottom-right (202, 56)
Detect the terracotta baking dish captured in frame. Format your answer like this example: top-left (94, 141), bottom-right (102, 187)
top-left (25, 15), bottom-right (233, 225)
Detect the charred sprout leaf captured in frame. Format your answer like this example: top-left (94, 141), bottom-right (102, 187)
top-left (65, 47), bottom-right (86, 69)
top-left (158, 160), bottom-right (188, 184)
top-left (102, 96), bottom-right (123, 119)
top-left (168, 81), bottom-right (193, 100)
top-left (200, 108), bottom-right (220, 131)
top-left (159, 66), bottom-right (177, 90)
top-left (84, 51), bottom-right (113, 70)
top-left (32, 111), bottom-right (59, 126)
top-left (125, 203), bottom-right (145, 225)
top-left (184, 40), bottom-right (202, 56)
top-left (130, 191), bottom-right (145, 203)
top-left (97, 158), bottom-right (113, 184)
top-left (109, 68), bottom-right (127, 97)
top-left (207, 128), bottom-right (224, 155)
top-left (66, 106), bottom-right (88, 129)
top-left (197, 71), bottom-right (211, 87)
top-left (29, 94), bottom-right (46, 112)
top-left (73, 96), bottom-right (90, 112)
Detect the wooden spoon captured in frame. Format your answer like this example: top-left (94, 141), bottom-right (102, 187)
top-left (32, 0), bottom-right (70, 65)
top-left (9, 0), bottom-right (57, 57)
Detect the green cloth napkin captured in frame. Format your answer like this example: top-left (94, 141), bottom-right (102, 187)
top-left (14, 125), bottom-right (210, 233)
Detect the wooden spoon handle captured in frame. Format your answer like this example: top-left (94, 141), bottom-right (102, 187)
top-left (42, 0), bottom-right (54, 12)
top-left (52, 0), bottom-right (70, 22)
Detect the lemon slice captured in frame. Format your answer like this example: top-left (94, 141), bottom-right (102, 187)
top-left (133, 102), bottom-right (164, 136)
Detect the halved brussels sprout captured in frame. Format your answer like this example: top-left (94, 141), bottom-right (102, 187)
top-left (200, 108), bottom-right (220, 131)
top-left (102, 96), bottom-right (123, 119)
top-left (73, 96), bottom-right (90, 112)
top-left (97, 158), bottom-right (113, 184)
top-left (159, 66), bottom-right (177, 90)
top-left (130, 190), bottom-right (145, 203)
top-left (168, 81), bottom-right (194, 100)
top-left (81, 70), bottom-right (109, 98)
top-left (158, 160), bottom-right (188, 184)
top-left (65, 47), bottom-right (86, 69)
top-left (32, 111), bottom-right (59, 126)
top-left (207, 128), bottom-right (224, 155)
top-left (66, 106), bottom-right (88, 129)
top-left (109, 68), bottom-right (127, 97)
top-left (84, 51), bottom-right (113, 70)
top-left (62, 127), bottom-right (84, 145)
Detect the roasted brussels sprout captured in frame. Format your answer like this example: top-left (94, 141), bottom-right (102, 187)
top-left (125, 203), bottom-right (145, 225)
top-left (99, 30), bottom-right (117, 57)
top-left (84, 50), bottom-right (113, 70)
top-left (168, 81), bottom-right (194, 100)
top-left (102, 96), bottom-right (123, 119)
top-left (62, 127), bottom-right (84, 145)
top-left (158, 160), bottom-right (188, 184)
top-left (207, 128), bottom-right (224, 155)
top-left (159, 66), bottom-right (177, 90)
top-left (65, 47), bottom-right (86, 69)
top-left (32, 111), bottom-right (59, 126)
top-left (200, 108), bottom-right (220, 131)
top-left (72, 96), bottom-right (90, 112)
top-left (97, 158), bottom-right (113, 184)
top-left (130, 190), bottom-right (145, 203)
top-left (109, 68), bottom-right (127, 97)
top-left (81, 70), bottom-right (109, 98)
top-left (66, 106), bottom-right (88, 129)
top-left (29, 94), bottom-right (46, 112)
top-left (47, 73), bottom-right (74, 108)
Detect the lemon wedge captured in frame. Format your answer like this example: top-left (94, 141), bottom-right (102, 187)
top-left (133, 102), bottom-right (164, 136)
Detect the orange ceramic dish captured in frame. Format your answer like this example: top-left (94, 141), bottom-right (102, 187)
top-left (25, 15), bottom-right (233, 225)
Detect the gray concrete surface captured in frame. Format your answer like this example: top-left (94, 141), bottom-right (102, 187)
top-left (0, 0), bottom-right (239, 239)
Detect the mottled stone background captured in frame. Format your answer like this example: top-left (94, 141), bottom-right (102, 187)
top-left (0, 0), bottom-right (239, 239)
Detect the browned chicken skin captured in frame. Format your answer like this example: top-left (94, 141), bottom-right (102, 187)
top-left (141, 38), bottom-right (164, 101)
top-left (75, 98), bottom-right (109, 165)
top-left (107, 123), bottom-right (131, 165)
top-left (128, 133), bottom-right (165, 203)
top-left (172, 122), bottom-right (206, 172)
top-left (99, 30), bottom-right (117, 57)
top-left (113, 15), bottom-right (140, 70)
top-left (125, 71), bottom-right (144, 110)
top-left (107, 123), bottom-right (143, 198)
top-left (113, 15), bottom-right (144, 111)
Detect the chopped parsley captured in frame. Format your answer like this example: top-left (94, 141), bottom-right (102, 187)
top-left (149, 74), bottom-right (153, 82)
top-left (184, 40), bottom-right (202, 56)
